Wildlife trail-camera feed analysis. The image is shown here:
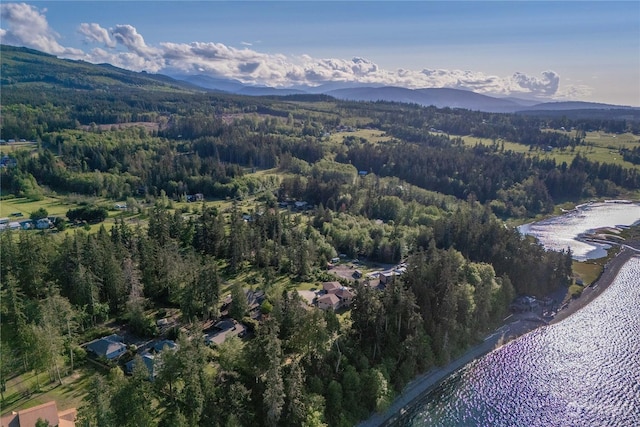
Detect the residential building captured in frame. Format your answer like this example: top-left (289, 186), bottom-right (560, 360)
top-left (85, 334), bottom-right (127, 360)
top-left (1, 401), bottom-right (76, 427)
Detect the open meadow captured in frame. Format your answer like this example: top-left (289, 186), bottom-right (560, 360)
top-left (459, 131), bottom-right (640, 171)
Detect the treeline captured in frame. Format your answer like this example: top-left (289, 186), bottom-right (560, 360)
top-left (621, 146), bottom-right (640, 165)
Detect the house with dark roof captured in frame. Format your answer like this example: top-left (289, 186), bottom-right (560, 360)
top-left (125, 339), bottom-right (177, 380)
top-left (152, 339), bottom-right (177, 353)
top-left (125, 353), bottom-right (157, 380)
top-left (85, 334), bottom-right (126, 360)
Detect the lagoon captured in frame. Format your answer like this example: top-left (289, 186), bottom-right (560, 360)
top-left (518, 201), bottom-right (640, 260)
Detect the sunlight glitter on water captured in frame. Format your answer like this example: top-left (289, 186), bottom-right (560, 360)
top-left (407, 257), bottom-right (640, 427)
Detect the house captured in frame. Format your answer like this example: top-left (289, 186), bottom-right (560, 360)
top-left (35, 218), bottom-right (52, 230)
top-left (317, 293), bottom-right (340, 311)
top-left (334, 287), bottom-right (354, 307)
top-left (379, 271), bottom-right (396, 285)
top-left (1, 400), bottom-right (77, 427)
top-left (0, 156), bottom-right (17, 168)
top-left (125, 353), bottom-right (157, 380)
top-left (85, 334), bottom-right (127, 360)
top-left (246, 289), bottom-right (266, 315)
top-left (19, 220), bottom-right (33, 230)
top-left (204, 319), bottom-right (246, 346)
top-left (186, 193), bottom-right (204, 203)
top-left (152, 339), bottom-right (177, 353)
top-left (322, 281), bottom-right (342, 294)
top-left (126, 339), bottom-right (177, 380)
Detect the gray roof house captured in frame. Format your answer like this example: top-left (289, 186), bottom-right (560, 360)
top-left (125, 353), bottom-right (157, 380)
top-left (85, 334), bottom-right (126, 360)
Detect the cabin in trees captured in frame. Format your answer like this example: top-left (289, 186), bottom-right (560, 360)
top-left (125, 339), bottom-right (177, 380)
top-left (0, 400), bottom-right (77, 427)
top-left (125, 353), bottom-right (157, 380)
top-left (85, 334), bottom-right (127, 360)
top-left (205, 319), bottom-right (247, 346)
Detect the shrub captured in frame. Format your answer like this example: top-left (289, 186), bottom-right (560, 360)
top-left (30, 207), bottom-right (48, 220)
top-left (67, 205), bottom-right (108, 223)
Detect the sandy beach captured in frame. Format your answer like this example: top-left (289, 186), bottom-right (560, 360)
top-left (359, 244), bottom-right (639, 427)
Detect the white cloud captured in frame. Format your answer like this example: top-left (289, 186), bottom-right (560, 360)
top-left (510, 71), bottom-right (559, 96)
top-left (0, 3), bottom-right (587, 100)
top-left (111, 25), bottom-right (161, 59)
top-left (78, 23), bottom-right (115, 48)
top-left (0, 2), bottom-right (83, 56)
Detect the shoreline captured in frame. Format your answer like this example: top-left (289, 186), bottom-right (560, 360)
top-left (550, 246), bottom-right (635, 325)
top-left (359, 246), bottom-right (636, 427)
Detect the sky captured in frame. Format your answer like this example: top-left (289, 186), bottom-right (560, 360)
top-left (1, 1), bottom-right (639, 105)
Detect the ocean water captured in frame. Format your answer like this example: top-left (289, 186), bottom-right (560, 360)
top-left (401, 201), bottom-right (640, 426)
top-left (405, 256), bottom-right (640, 426)
top-left (518, 201), bottom-right (640, 260)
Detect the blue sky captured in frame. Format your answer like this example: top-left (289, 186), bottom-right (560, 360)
top-left (1, 1), bottom-right (639, 105)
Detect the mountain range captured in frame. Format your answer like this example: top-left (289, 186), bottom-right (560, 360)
top-left (2, 44), bottom-right (638, 116)
top-left (169, 73), bottom-right (638, 114)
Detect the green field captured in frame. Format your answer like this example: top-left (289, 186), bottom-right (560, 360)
top-left (328, 128), bottom-right (393, 145)
top-left (459, 131), bottom-right (640, 171)
top-left (0, 196), bottom-right (73, 218)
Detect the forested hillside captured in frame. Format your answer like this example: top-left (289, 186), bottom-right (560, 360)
top-left (1, 45), bottom-right (638, 426)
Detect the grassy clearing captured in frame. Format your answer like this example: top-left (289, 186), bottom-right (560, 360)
top-left (0, 196), bottom-right (71, 218)
top-left (0, 141), bottom-right (39, 153)
top-left (582, 131), bottom-right (639, 150)
top-left (2, 368), bottom-right (95, 415)
top-left (328, 129), bottom-right (392, 145)
top-left (572, 260), bottom-right (603, 286)
top-left (459, 131), bottom-right (640, 171)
